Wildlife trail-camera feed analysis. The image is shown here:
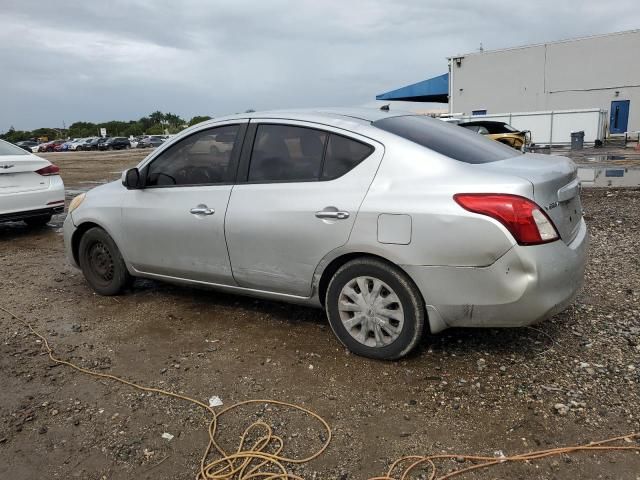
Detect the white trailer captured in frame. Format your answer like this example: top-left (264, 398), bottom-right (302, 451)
top-left (448, 108), bottom-right (608, 146)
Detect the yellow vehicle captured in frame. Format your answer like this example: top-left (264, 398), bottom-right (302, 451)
top-left (459, 121), bottom-right (531, 151)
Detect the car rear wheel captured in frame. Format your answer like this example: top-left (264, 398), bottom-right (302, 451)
top-left (78, 227), bottom-right (132, 296)
top-left (326, 257), bottom-right (425, 360)
top-left (24, 215), bottom-right (52, 228)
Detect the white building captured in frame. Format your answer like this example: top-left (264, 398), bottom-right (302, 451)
top-left (447, 30), bottom-right (640, 134)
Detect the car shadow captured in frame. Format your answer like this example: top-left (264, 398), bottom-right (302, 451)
top-left (126, 277), bottom-right (566, 360)
top-left (0, 212), bottom-right (65, 240)
top-left (129, 278), bottom-right (327, 327)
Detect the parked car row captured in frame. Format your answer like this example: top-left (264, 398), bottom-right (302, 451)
top-left (131, 135), bottom-right (167, 149)
top-left (12, 135), bottom-right (169, 153)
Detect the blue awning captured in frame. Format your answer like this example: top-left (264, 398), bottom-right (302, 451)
top-left (376, 73), bottom-right (449, 103)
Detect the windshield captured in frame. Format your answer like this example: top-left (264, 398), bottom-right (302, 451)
top-left (373, 115), bottom-right (520, 164)
top-left (0, 139), bottom-right (29, 156)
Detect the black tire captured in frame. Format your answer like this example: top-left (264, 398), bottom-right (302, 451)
top-left (78, 227), bottom-right (132, 295)
top-left (24, 215), bottom-right (52, 228)
top-left (326, 257), bottom-right (425, 360)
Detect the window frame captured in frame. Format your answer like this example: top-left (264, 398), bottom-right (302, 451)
top-left (236, 121), bottom-right (376, 185)
top-left (138, 121), bottom-right (248, 189)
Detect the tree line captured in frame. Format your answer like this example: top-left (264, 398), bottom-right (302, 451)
top-left (1, 111), bottom-right (213, 143)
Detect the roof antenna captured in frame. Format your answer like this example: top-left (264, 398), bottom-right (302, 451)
top-left (479, 41), bottom-right (484, 52)
top-left (380, 104), bottom-right (390, 111)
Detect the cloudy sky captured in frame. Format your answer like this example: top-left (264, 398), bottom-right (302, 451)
top-left (2, 0), bottom-right (638, 131)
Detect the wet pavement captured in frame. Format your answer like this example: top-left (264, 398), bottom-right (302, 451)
top-left (539, 145), bottom-right (640, 188)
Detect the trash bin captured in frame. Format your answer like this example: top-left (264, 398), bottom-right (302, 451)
top-left (571, 131), bottom-right (585, 150)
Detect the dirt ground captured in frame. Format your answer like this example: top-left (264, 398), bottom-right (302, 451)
top-left (1, 149), bottom-right (639, 479)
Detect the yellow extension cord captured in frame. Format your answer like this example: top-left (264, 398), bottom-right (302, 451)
top-left (1, 304), bottom-right (638, 480)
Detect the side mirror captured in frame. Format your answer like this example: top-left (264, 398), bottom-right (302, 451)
top-left (123, 168), bottom-right (143, 189)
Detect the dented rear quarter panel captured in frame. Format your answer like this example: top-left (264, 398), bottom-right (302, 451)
top-left (346, 134), bottom-right (531, 268)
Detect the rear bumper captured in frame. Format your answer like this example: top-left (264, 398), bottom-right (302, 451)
top-left (0, 205), bottom-right (64, 222)
top-left (404, 218), bottom-right (588, 332)
top-left (0, 175), bottom-right (65, 220)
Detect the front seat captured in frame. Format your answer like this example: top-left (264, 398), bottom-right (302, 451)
top-left (250, 133), bottom-right (291, 181)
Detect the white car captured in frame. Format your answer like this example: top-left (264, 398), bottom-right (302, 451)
top-left (0, 139), bottom-right (65, 226)
top-left (67, 138), bottom-right (87, 151)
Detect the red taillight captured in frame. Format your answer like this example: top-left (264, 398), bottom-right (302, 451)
top-left (453, 193), bottom-right (559, 246)
top-left (35, 164), bottom-right (60, 176)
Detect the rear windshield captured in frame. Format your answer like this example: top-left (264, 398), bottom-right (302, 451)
top-left (373, 115), bottom-right (520, 164)
top-left (0, 140), bottom-right (29, 156)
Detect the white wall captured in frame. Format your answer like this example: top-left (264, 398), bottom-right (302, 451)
top-left (449, 30), bottom-right (640, 134)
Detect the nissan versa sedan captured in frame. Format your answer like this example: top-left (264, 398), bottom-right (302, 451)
top-left (63, 108), bottom-right (588, 360)
top-left (0, 139), bottom-right (65, 226)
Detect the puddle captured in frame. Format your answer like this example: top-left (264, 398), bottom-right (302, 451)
top-left (578, 167), bottom-right (640, 187)
top-left (65, 187), bottom-right (93, 197)
top-left (583, 154), bottom-right (640, 164)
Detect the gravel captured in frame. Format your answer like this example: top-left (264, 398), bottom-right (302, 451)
top-left (0, 150), bottom-right (638, 478)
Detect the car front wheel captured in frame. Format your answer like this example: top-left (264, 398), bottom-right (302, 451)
top-left (326, 257), bottom-right (425, 360)
top-left (78, 227), bottom-right (132, 295)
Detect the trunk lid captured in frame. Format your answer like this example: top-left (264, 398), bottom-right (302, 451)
top-left (0, 154), bottom-right (51, 194)
top-left (478, 153), bottom-right (583, 244)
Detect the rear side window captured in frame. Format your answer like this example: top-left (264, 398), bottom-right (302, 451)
top-left (249, 125), bottom-right (327, 182)
top-left (373, 115), bottom-right (519, 164)
top-left (0, 140), bottom-right (28, 156)
top-left (321, 134), bottom-right (373, 180)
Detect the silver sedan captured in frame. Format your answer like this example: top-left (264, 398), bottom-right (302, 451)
top-left (63, 108), bottom-right (587, 359)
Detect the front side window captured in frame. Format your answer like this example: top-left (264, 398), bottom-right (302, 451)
top-left (146, 124), bottom-right (240, 186)
top-left (461, 125), bottom-right (490, 135)
top-left (248, 125), bottom-right (327, 182)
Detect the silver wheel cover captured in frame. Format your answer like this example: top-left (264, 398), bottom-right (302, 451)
top-left (337, 276), bottom-right (404, 348)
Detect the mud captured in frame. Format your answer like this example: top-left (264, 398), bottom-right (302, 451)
top-left (1, 150), bottom-right (639, 479)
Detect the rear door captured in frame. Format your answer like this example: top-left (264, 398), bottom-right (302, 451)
top-left (120, 122), bottom-right (247, 284)
top-left (225, 120), bottom-right (383, 296)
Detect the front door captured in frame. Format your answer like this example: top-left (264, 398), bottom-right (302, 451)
top-left (225, 121), bottom-right (383, 296)
top-left (120, 122), bottom-right (246, 284)
top-left (610, 100), bottom-right (630, 134)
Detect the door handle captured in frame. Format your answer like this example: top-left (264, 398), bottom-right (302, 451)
top-left (315, 210), bottom-right (350, 220)
top-left (190, 204), bottom-right (215, 215)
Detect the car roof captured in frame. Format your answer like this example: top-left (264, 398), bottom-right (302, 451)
top-left (196, 107), bottom-right (414, 129)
